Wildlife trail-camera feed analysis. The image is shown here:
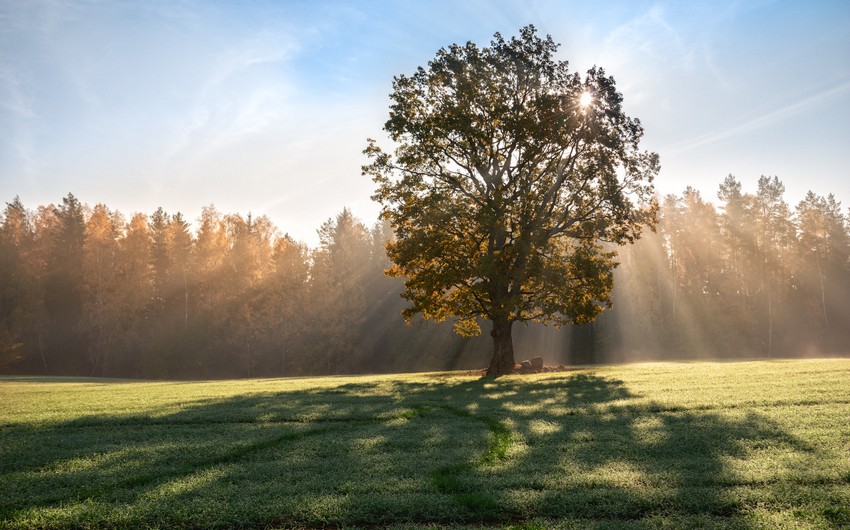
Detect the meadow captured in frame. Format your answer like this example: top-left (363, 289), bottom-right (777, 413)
top-left (1, 359), bottom-right (848, 529)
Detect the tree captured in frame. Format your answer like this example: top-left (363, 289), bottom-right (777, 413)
top-left (167, 213), bottom-right (193, 343)
top-left (364, 26), bottom-right (658, 375)
top-left (717, 175), bottom-right (751, 297)
top-left (264, 234), bottom-right (310, 375)
top-left (222, 212), bottom-right (275, 377)
top-left (44, 194), bottom-right (87, 373)
top-left (751, 176), bottom-right (793, 357)
top-left (149, 207), bottom-right (171, 314)
top-left (795, 192), bottom-right (849, 350)
top-left (0, 198), bottom-right (47, 371)
top-left (193, 205), bottom-right (229, 377)
top-left (81, 204), bottom-right (123, 375)
top-left (118, 212), bottom-right (153, 376)
top-left (312, 208), bottom-right (372, 373)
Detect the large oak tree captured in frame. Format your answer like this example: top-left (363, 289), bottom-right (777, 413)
top-left (364, 26), bottom-right (659, 376)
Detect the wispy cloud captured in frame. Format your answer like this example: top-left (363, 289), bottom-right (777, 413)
top-left (0, 67), bottom-right (34, 118)
top-left (596, 5), bottom-right (696, 105)
top-left (201, 31), bottom-right (299, 97)
top-left (603, 5), bottom-right (689, 63)
top-left (618, 5), bottom-right (709, 66)
top-left (596, 2), bottom-right (744, 107)
top-left (0, 66), bottom-right (38, 176)
top-left (667, 80), bottom-right (850, 154)
top-left (161, 30), bottom-right (300, 175)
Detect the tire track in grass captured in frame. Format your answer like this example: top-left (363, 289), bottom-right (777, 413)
top-left (432, 405), bottom-right (515, 519)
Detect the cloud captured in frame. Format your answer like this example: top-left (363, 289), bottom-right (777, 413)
top-left (594, 5), bottom-right (697, 105)
top-left (594, 2), bottom-right (747, 109)
top-left (601, 6), bottom-right (693, 68)
top-left (0, 66), bottom-right (38, 176)
top-left (160, 30), bottom-right (300, 174)
top-left (201, 30), bottom-right (299, 97)
top-left (667, 80), bottom-right (850, 154)
top-left (0, 68), bottom-right (35, 118)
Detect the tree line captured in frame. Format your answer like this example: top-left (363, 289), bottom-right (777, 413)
top-left (1, 174), bottom-right (848, 378)
top-left (595, 175), bottom-right (850, 362)
top-left (0, 196), bottom-right (474, 378)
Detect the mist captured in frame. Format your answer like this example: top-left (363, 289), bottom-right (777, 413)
top-left (1, 174), bottom-right (848, 379)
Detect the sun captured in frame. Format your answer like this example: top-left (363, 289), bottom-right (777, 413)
top-left (579, 91), bottom-right (593, 108)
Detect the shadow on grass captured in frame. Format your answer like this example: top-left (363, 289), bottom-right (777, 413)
top-left (0, 373), bottom-right (842, 528)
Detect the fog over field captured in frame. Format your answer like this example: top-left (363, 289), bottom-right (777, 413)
top-left (1, 173), bottom-right (848, 378)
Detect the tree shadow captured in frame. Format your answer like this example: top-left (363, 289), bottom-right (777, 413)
top-left (0, 373), bottom-right (840, 528)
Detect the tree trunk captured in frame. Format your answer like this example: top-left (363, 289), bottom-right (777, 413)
top-left (815, 250), bottom-right (828, 329)
top-left (486, 318), bottom-right (516, 377)
top-left (246, 337), bottom-right (252, 378)
top-left (38, 331), bottom-right (47, 370)
top-left (767, 281), bottom-right (773, 359)
top-left (183, 268), bottom-right (189, 336)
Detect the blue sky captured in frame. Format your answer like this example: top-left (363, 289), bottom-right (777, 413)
top-left (2, 0), bottom-right (849, 245)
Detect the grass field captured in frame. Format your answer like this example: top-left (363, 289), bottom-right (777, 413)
top-left (1, 359), bottom-right (848, 529)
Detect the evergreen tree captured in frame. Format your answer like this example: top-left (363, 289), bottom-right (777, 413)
top-left (81, 204), bottom-right (123, 375)
top-left (44, 194), bottom-right (87, 373)
top-left (0, 198), bottom-right (47, 371)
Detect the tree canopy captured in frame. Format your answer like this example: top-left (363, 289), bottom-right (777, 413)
top-left (364, 25), bottom-right (659, 375)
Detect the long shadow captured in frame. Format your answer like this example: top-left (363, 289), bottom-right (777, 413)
top-left (0, 373), bottom-right (841, 528)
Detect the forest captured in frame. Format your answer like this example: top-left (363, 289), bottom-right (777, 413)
top-left (1, 174), bottom-right (848, 379)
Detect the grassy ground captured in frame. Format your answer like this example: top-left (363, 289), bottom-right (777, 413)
top-left (1, 359), bottom-right (848, 529)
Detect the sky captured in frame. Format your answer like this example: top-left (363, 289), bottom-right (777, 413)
top-left (2, 0), bottom-right (849, 246)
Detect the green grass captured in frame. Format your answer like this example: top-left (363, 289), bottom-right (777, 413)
top-left (1, 359), bottom-right (848, 529)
